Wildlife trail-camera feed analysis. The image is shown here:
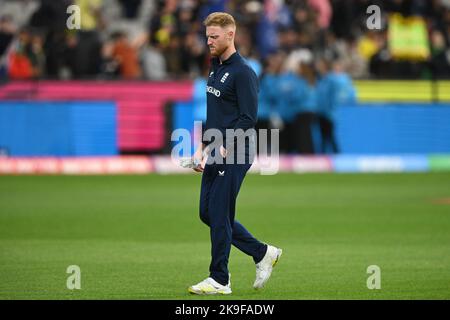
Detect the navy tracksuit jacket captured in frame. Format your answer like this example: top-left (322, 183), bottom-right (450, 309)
top-left (200, 52), bottom-right (267, 285)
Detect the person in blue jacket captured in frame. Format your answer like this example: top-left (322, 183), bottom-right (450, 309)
top-left (257, 52), bottom-right (284, 153)
top-left (316, 58), bottom-right (356, 153)
top-left (293, 61), bottom-right (319, 154)
top-left (188, 12), bottom-right (282, 296)
top-left (276, 67), bottom-right (301, 153)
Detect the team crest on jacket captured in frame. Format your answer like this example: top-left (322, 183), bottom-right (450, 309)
top-left (220, 72), bottom-right (229, 83)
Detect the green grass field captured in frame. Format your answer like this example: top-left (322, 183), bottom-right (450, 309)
top-left (0, 173), bottom-right (449, 300)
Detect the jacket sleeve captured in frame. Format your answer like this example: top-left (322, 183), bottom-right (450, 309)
top-left (234, 66), bottom-right (259, 130)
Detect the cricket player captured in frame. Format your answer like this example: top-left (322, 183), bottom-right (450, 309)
top-left (187, 12), bottom-right (282, 295)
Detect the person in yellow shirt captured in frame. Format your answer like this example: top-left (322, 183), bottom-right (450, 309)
top-left (75, 0), bottom-right (103, 31)
top-left (71, 0), bottom-right (103, 77)
top-left (357, 31), bottom-right (380, 62)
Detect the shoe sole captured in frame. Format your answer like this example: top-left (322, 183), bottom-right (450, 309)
top-left (188, 287), bottom-right (232, 295)
top-left (254, 248), bottom-right (283, 290)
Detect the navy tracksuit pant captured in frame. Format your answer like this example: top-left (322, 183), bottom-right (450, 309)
top-left (199, 161), bottom-right (268, 286)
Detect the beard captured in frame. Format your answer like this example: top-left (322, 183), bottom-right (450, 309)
top-left (209, 44), bottom-right (227, 57)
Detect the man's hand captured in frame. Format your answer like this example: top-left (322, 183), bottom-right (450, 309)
top-left (220, 145), bottom-right (227, 158)
top-left (192, 145), bottom-right (207, 173)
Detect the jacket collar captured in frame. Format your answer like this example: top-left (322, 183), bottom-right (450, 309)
top-left (212, 51), bottom-right (240, 66)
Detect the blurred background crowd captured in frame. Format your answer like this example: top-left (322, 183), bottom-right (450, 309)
top-left (0, 0), bottom-right (450, 154)
top-left (1, 0), bottom-right (449, 81)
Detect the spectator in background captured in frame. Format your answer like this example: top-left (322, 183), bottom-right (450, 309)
top-left (170, 2), bottom-right (209, 77)
top-left (294, 61), bottom-right (319, 154)
top-left (329, 0), bottom-right (354, 39)
top-left (1, 0), bottom-right (449, 82)
top-left (181, 27), bottom-right (208, 78)
top-left (29, 31), bottom-right (46, 78)
top-left (149, 0), bottom-right (177, 48)
top-left (0, 15), bottom-right (15, 81)
top-left (177, 8), bottom-right (206, 78)
top-left (165, 34), bottom-right (184, 78)
top-left (357, 31), bottom-right (381, 63)
top-left (445, 12), bottom-right (450, 47)
top-left (148, 0), bottom-right (183, 78)
top-left (368, 29), bottom-right (392, 78)
top-left (316, 58), bottom-right (338, 154)
top-left (141, 0), bottom-right (179, 79)
top-left (8, 28), bottom-right (33, 79)
top-left (342, 35), bottom-right (369, 79)
top-left (308, 0), bottom-right (332, 30)
top-left (197, 0), bottom-right (228, 22)
top-left (317, 58), bottom-right (356, 154)
top-left (103, 31), bottom-right (142, 79)
top-left (257, 51), bottom-right (284, 153)
top-left (292, 5), bottom-right (317, 39)
top-left (28, 0), bottom-right (70, 78)
top-left (71, 0), bottom-right (104, 78)
top-left (280, 5), bottom-right (317, 74)
top-left (0, 15), bottom-right (14, 53)
top-left (141, 43), bottom-right (167, 80)
top-left (118, 0), bottom-right (143, 19)
top-left (277, 59), bottom-right (301, 153)
top-left (177, 3), bottom-right (196, 37)
top-left (8, 28), bottom-right (45, 80)
top-left (239, 43), bottom-right (262, 77)
top-left (254, 2), bottom-right (279, 59)
top-left (320, 31), bottom-right (368, 79)
top-left (76, 0), bottom-right (105, 31)
top-left (429, 29), bottom-right (450, 79)
top-left (62, 31), bottom-right (79, 79)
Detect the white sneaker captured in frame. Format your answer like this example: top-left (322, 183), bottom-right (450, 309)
top-left (253, 245), bottom-right (282, 289)
top-left (188, 276), bottom-right (232, 295)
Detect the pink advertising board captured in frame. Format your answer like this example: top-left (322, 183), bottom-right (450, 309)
top-left (0, 81), bottom-right (193, 152)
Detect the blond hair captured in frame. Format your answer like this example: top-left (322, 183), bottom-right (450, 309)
top-left (203, 12), bottom-right (236, 29)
